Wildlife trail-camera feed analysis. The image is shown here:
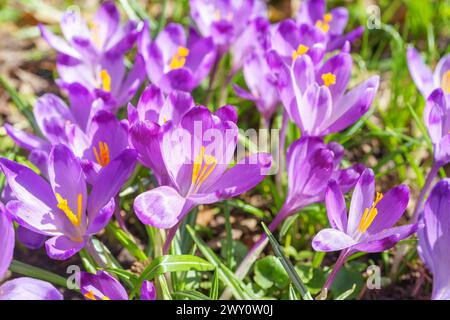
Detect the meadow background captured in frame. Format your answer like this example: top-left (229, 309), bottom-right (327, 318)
top-left (0, 0), bottom-right (449, 299)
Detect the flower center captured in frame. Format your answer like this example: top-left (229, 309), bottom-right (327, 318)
top-left (315, 13), bottom-right (333, 33)
top-left (442, 70), bottom-right (450, 94)
top-left (191, 146), bottom-right (218, 191)
top-left (96, 69), bottom-right (111, 92)
top-left (169, 46), bottom-right (189, 70)
top-left (321, 72), bottom-right (336, 87)
top-left (84, 290), bottom-right (110, 300)
top-left (93, 141), bottom-right (110, 167)
top-left (358, 192), bottom-right (383, 233)
top-left (213, 10), bottom-right (233, 21)
top-left (292, 44), bottom-right (310, 61)
top-left (56, 193), bottom-right (83, 227)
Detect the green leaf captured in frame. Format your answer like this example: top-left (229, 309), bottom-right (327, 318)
top-left (139, 255), bottom-right (214, 282)
top-left (330, 261), bottom-right (365, 300)
top-left (261, 223), bottom-right (313, 300)
top-left (254, 256), bottom-right (289, 290)
top-left (210, 268), bottom-right (220, 300)
top-left (186, 225), bottom-right (257, 300)
top-left (106, 222), bottom-right (147, 262)
top-left (288, 284), bottom-right (299, 300)
top-left (172, 290), bottom-right (211, 300)
top-left (335, 284), bottom-right (357, 300)
top-left (103, 268), bottom-right (139, 286)
top-left (9, 260), bottom-right (68, 289)
top-left (295, 265), bottom-right (327, 295)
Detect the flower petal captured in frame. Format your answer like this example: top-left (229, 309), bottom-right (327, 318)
top-left (325, 180), bottom-right (348, 232)
top-left (0, 278), bottom-right (63, 300)
top-left (0, 203), bottom-right (14, 279)
top-left (45, 235), bottom-right (85, 260)
top-left (312, 228), bottom-right (357, 252)
top-left (80, 270), bottom-right (128, 300)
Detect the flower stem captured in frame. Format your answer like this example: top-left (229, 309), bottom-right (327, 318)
top-left (322, 250), bottom-right (349, 293)
top-left (412, 162), bottom-right (440, 222)
top-left (220, 205), bottom-right (291, 299)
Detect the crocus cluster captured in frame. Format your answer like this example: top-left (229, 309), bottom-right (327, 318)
top-left (0, 0), bottom-right (445, 301)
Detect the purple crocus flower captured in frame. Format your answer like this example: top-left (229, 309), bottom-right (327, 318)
top-left (230, 16), bottom-right (271, 72)
top-left (407, 47), bottom-right (450, 98)
top-left (418, 179), bottom-right (450, 300)
top-left (296, 0), bottom-right (364, 52)
top-left (132, 105), bottom-right (272, 230)
top-left (231, 137), bottom-right (362, 289)
top-left (271, 19), bottom-right (326, 65)
top-left (0, 278), bottom-right (63, 300)
top-left (80, 270), bottom-right (155, 300)
top-left (6, 94), bottom-right (130, 180)
top-left (138, 22), bottom-right (216, 93)
top-left (40, 1), bottom-right (145, 110)
top-left (269, 49), bottom-right (379, 137)
top-left (412, 89), bottom-right (450, 221)
top-left (233, 50), bottom-right (280, 126)
top-left (312, 168), bottom-right (418, 291)
top-left (0, 202), bottom-right (63, 300)
top-left (190, 0), bottom-right (264, 52)
top-left (0, 144), bottom-right (137, 260)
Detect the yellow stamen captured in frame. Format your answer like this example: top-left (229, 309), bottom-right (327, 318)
top-left (321, 72), bottom-right (336, 87)
top-left (169, 46), bottom-right (190, 70)
top-left (358, 192), bottom-right (384, 233)
top-left (102, 296), bottom-right (111, 300)
top-left (84, 291), bottom-right (96, 300)
top-left (191, 147), bottom-right (217, 189)
top-left (99, 69), bottom-right (111, 92)
top-left (324, 13), bottom-right (333, 23)
top-left (56, 193), bottom-right (83, 227)
top-left (442, 70), bottom-right (450, 94)
top-left (292, 44), bottom-right (310, 61)
top-left (315, 13), bottom-right (333, 33)
top-left (93, 141), bottom-right (110, 167)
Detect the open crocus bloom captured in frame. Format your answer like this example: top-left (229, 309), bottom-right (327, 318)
top-left (233, 50), bottom-right (280, 125)
top-left (80, 270), bottom-right (155, 300)
top-left (424, 89), bottom-right (450, 166)
top-left (271, 19), bottom-right (326, 65)
top-left (296, 0), bottom-right (364, 52)
top-left (139, 22), bottom-right (216, 93)
top-left (40, 1), bottom-right (145, 109)
top-left (313, 169), bottom-right (417, 254)
top-left (6, 94), bottom-right (130, 180)
top-left (269, 49), bottom-right (379, 137)
top-left (0, 203), bottom-right (62, 300)
top-left (133, 105), bottom-right (272, 229)
top-left (128, 85), bottom-right (195, 185)
top-left (0, 145), bottom-right (137, 260)
top-left (189, 0), bottom-right (263, 51)
top-left (407, 47), bottom-right (450, 98)
top-left (279, 137), bottom-right (362, 220)
top-left (418, 179), bottom-right (450, 300)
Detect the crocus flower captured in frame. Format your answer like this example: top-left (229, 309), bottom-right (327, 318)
top-left (270, 19), bottom-right (326, 65)
top-left (230, 16), bottom-right (271, 72)
top-left (407, 47), bottom-right (450, 98)
top-left (296, 0), bottom-right (364, 52)
top-left (269, 49), bottom-right (379, 137)
top-left (6, 94), bottom-right (130, 180)
top-left (418, 179), bottom-right (450, 300)
top-left (229, 137), bottom-right (362, 292)
top-left (312, 169), bottom-right (417, 291)
top-left (132, 105), bottom-right (272, 229)
top-left (233, 50), bottom-right (280, 126)
top-left (0, 202), bottom-right (63, 300)
top-left (80, 270), bottom-right (155, 300)
top-left (128, 85), bottom-right (195, 186)
top-left (412, 89), bottom-right (450, 221)
top-left (40, 1), bottom-right (145, 109)
top-left (190, 0), bottom-right (264, 52)
top-left (0, 144), bottom-right (137, 260)
top-left (138, 22), bottom-right (216, 93)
